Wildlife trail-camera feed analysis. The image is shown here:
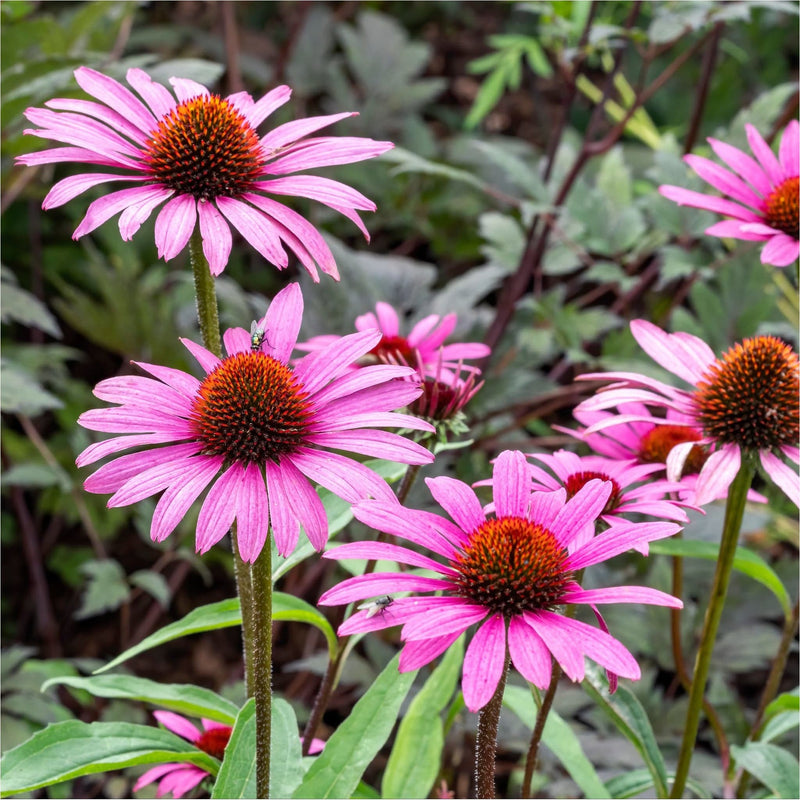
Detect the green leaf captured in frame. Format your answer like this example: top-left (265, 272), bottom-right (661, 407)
top-left (503, 684), bottom-right (610, 799)
top-left (129, 570), bottom-right (171, 608)
top-left (648, 538), bottom-right (791, 617)
top-left (212, 698), bottom-right (305, 799)
top-left (292, 653), bottom-right (416, 799)
top-left (382, 146), bottom-right (489, 192)
top-left (382, 637), bottom-right (464, 798)
top-left (0, 270), bottom-right (61, 336)
top-left (0, 720), bottom-right (218, 796)
top-left (41, 675), bottom-right (239, 724)
top-left (605, 769), bottom-right (709, 799)
top-left (464, 67), bottom-right (508, 129)
top-left (0, 360), bottom-right (62, 414)
top-left (273, 592), bottom-right (339, 661)
top-left (94, 598), bottom-right (242, 674)
top-left (75, 559), bottom-right (130, 620)
top-left (583, 662), bottom-right (668, 798)
top-left (732, 742), bottom-right (800, 799)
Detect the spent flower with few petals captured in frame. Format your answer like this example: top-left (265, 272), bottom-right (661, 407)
top-left (76, 283), bottom-right (434, 560)
top-left (659, 121), bottom-right (799, 267)
top-left (299, 301), bottom-right (490, 379)
top-left (576, 320), bottom-right (800, 506)
top-left (319, 450), bottom-right (682, 712)
top-left (17, 67), bottom-right (393, 278)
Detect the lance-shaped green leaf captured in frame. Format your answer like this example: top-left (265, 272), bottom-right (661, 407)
top-left (732, 742), bottom-right (800, 799)
top-left (583, 662), bottom-right (668, 798)
top-left (503, 684), bottom-right (609, 799)
top-left (0, 720), bottom-right (218, 797)
top-left (382, 637), bottom-right (464, 799)
top-left (605, 769), bottom-right (709, 799)
top-left (292, 653), bottom-right (416, 799)
top-left (42, 675), bottom-right (239, 725)
top-left (211, 698), bottom-right (305, 799)
top-left (649, 538), bottom-right (791, 618)
top-left (94, 594), bottom-right (337, 674)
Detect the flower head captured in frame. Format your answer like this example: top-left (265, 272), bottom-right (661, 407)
top-left (576, 320), bottom-right (800, 506)
top-left (319, 450), bottom-right (681, 711)
top-left (17, 67), bottom-right (393, 278)
top-left (76, 283), bottom-right (434, 560)
top-left (298, 301), bottom-right (490, 379)
top-left (133, 711), bottom-right (230, 798)
top-left (659, 121), bottom-right (799, 267)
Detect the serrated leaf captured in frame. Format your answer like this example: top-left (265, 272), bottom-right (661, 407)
top-left (503, 684), bottom-right (610, 799)
top-left (75, 559), bottom-right (130, 620)
top-left (0, 361), bottom-right (62, 414)
top-left (465, 67), bottom-right (508, 130)
top-left (732, 742), bottom-right (800, 799)
top-left (648, 538), bottom-right (791, 617)
top-left (382, 638), bottom-right (464, 798)
top-left (0, 720), bottom-right (217, 796)
top-left (0, 279), bottom-right (61, 337)
top-left (583, 662), bottom-right (668, 798)
top-left (42, 675), bottom-right (239, 724)
top-left (292, 653), bottom-right (416, 799)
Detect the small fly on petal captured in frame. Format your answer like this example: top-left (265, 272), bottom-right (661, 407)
top-left (250, 320), bottom-right (266, 352)
top-left (358, 595), bottom-right (394, 618)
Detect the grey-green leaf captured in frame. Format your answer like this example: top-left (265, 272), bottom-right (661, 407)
top-left (732, 742), bottom-right (800, 799)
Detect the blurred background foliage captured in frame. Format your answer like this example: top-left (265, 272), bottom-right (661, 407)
top-left (1, 1), bottom-right (797, 797)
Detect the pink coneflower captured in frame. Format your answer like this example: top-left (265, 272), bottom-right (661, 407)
top-left (133, 712), bottom-right (230, 798)
top-left (659, 121), bottom-right (799, 267)
top-left (576, 320), bottom-right (800, 507)
top-left (133, 711), bottom-right (325, 798)
top-left (319, 450), bottom-right (681, 712)
top-left (17, 67), bottom-right (393, 278)
top-left (298, 301), bottom-right (490, 379)
top-left (76, 283), bottom-right (434, 560)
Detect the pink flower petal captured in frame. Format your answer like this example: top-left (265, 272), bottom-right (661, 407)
top-left (169, 77), bottom-right (209, 103)
top-left (683, 154), bottom-right (763, 209)
top-left (694, 444), bottom-right (740, 505)
top-left (311, 364), bottom-right (414, 406)
top-left (215, 195), bottom-right (288, 268)
top-left (630, 320), bottom-right (714, 385)
top-left (45, 97), bottom-right (148, 144)
top-left (259, 175), bottom-right (376, 211)
top-left (134, 763), bottom-right (184, 792)
top-left (550, 479), bottom-right (611, 549)
top-left (372, 303), bottom-right (400, 337)
top-left (294, 330), bottom-right (380, 395)
top-left (779, 120), bottom-right (799, 178)
top-left (273, 457), bottom-right (328, 552)
top-left (318, 573), bottom-right (453, 606)
top-left (508, 616), bottom-right (552, 689)
top-left (760, 450), bottom-right (800, 507)
top-left (157, 764), bottom-right (209, 799)
top-left (566, 521), bottom-right (680, 571)
top-left (180, 337), bottom-right (221, 375)
top-left (492, 450), bottom-right (530, 518)
top-left (324, 540), bottom-right (455, 576)
top-left (196, 464), bottom-right (242, 554)
top-left (153, 710), bottom-right (201, 742)
top-left (126, 67), bottom-right (177, 120)
top-left (261, 111), bottom-right (355, 151)
top-left (658, 185), bottom-right (761, 222)
top-left (198, 201), bottom-right (233, 275)
top-left (760, 233), bottom-right (800, 267)
top-left (92, 375), bottom-right (192, 416)
top-left (400, 602), bottom-right (486, 641)
top-left (263, 282), bottom-right (303, 364)
top-left (399, 631), bottom-right (462, 672)
top-left (43, 172), bottom-right (141, 210)
top-left (705, 219), bottom-right (769, 241)
top-left (74, 66), bottom-right (157, 135)
top-left (266, 137), bottom-right (394, 175)
top-left (746, 124), bottom-right (783, 186)
top-left (133, 361), bottom-right (201, 399)
top-left (462, 614), bottom-right (507, 712)
top-left (425, 475), bottom-right (485, 534)
top-left (154, 195), bottom-right (197, 261)
top-left (561, 585), bottom-right (682, 608)
top-left (309, 429), bottom-right (434, 464)
top-left (73, 185), bottom-right (173, 238)
top-left (247, 85), bottom-right (292, 128)
top-left (237, 463), bottom-right (270, 562)
top-left (77, 431), bottom-right (182, 468)
top-left (119, 188), bottom-right (175, 240)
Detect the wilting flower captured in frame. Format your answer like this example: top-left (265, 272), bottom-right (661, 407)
top-left (133, 711), bottom-right (324, 798)
top-left (659, 121), bottom-right (799, 267)
top-left (134, 712), bottom-right (231, 798)
top-left (76, 284), bottom-right (434, 560)
top-left (576, 320), bottom-right (800, 506)
top-left (17, 67), bottom-right (393, 278)
top-left (319, 450), bottom-right (681, 712)
top-left (299, 301), bottom-right (490, 379)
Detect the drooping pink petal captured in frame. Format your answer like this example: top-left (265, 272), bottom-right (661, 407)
top-left (399, 631), bottom-right (463, 672)
top-left (180, 337), bottom-right (221, 375)
top-left (77, 431), bottom-right (183, 467)
top-left (658, 185), bottom-right (761, 222)
top-left (288, 448), bottom-right (395, 503)
top-left (318, 573), bottom-right (454, 606)
top-left (309, 429), bottom-right (433, 464)
top-left (273, 457), bottom-right (328, 551)
top-left (133, 361), bottom-right (201, 399)
top-left (198, 201), bottom-right (233, 276)
top-left (683, 154), bottom-right (764, 210)
top-left (45, 97), bottom-right (149, 145)
top-left (324, 540), bottom-right (456, 576)
top-left (311, 364), bottom-right (414, 406)
top-left (78, 405), bottom-right (192, 435)
top-left (237, 463), bottom-right (270, 562)
top-left (43, 172), bottom-right (143, 210)
top-left (373, 303), bottom-right (400, 337)
top-left (196, 464), bottom-right (242, 554)
top-left (73, 185), bottom-right (173, 238)
top-left (154, 195), bottom-right (197, 261)
top-left (169, 77), bottom-right (210, 103)
top-left (157, 764), bottom-right (209, 799)
top-left (705, 219), bottom-right (770, 241)
top-left (561, 585), bottom-right (683, 608)
top-left (566, 521), bottom-right (680, 571)
top-left (92, 375), bottom-right (192, 416)
top-left (215, 195), bottom-right (288, 268)
top-left (119, 187), bottom-right (175, 240)
top-left (760, 450), bottom-right (800, 507)
top-left (133, 763), bottom-right (185, 792)
top-left (760, 233), bottom-right (800, 267)
top-left (153, 710), bottom-right (201, 743)
top-left (260, 112), bottom-right (355, 151)
top-left (247, 85), bottom-right (292, 128)
top-left (266, 136), bottom-right (394, 175)
top-left (694, 444), bottom-right (740, 505)
top-left (258, 175), bottom-right (376, 212)
top-left (462, 614), bottom-right (507, 712)
top-left (508, 616), bottom-right (552, 689)
top-left (630, 320), bottom-right (714, 385)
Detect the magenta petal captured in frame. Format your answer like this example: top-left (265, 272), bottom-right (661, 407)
top-left (216, 195), bottom-right (288, 268)
top-left (309, 429), bottom-right (433, 465)
top-left (561, 585), bottom-right (682, 608)
top-left (43, 172), bottom-right (138, 209)
top-left (399, 631), bottom-right (462, 672)
top-left (401, 602), bottom-right (486, 641)
top-left (126, 67), bottom-right (177, 119)
top-left (150, 457), bottom-right (221, 543)
top-left (630, 320), bottom-right (714, 385)
top-left (154, 710), bottom-right (201, 742)
top-left (326, 540), bottom-right (454, 576)
top-left (462, 614), bottom-right (507, 712)
top-left (684, 154), bottom-right (764, 209)
top-left (260, 175), bottom-right (376, 211)
top-left (261, 111), bottom-right (355, 151)
top-left (93, 375), bottom-right (192, 415)
top-left (760, 450), bottom-right (800, 507)
top-left (134, 763), bottom-right (183, 792)
top-left (779, 120), bottom-right (799, 177)
top-left (196, 464), bottom-right (241, 554)
top-left (154, 195), bottom-right (196, 261)
top-left (294, 330), bottom-right (380, 395)
top-left (157, 765), bottom-right (209, 799)
top-left (318, 573), bottom-right (453, 606)
top-left (746, 123), bottom-right (783, 186)
top-left (372, 303), bottom-right (399, 336)
top-left (760, 234), bottom-right (800, 267)
top-left (550, 479), bottom-right (611, 549)
top-left (526, 487), bottom-right (566, 530)
top-left (199, 201), bottom-right (233, 275)
top-left (180, 337), bottom-right (221, 375)
top-left (658, 184), bottom-right (761, 222)
top-left (289, 449), bottom-right (394, 503)
top-left (169, 77), bottom-right (209, 103)
top-left (566, 521), bottom-right (680, 570)
top-left (236, 463), bottom-right (270, 562)
top-left (508, 616), bottom-right (552, 689)
top-left (223, 326), bottom-right (250, 357)
top-left (265, 460), bottom-right (298, 557)
top-left (280, 458), bottom-right (328, 551)
top-left (708, 137), bottom-right (772, 197)
top-left (311, 364), bottom-right (414, 405)
top-left (73, 185), bottom-right (173, 238)
top-left (77, 431), bottom-right (181, 468)
top-left (425, 475), bottom-right (485, 534)
top-left (694, 444), bottom-right (740, 505)
top-left (492, 450), bottom-right (530, 518)
top-left (705, 219), bottom-right (769, 241)
top-left (74, 66), bottom-right (157, 134)
top-left (248, 85), bottom-right (292, 128)
top-left (133, 361), bottom-right (201, 399)
top-left (263, 283), bottom-right (303, 364)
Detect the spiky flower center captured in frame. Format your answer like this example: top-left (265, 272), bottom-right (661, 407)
top-left (370, 335), bottom-right (414, 363)
top-left (452, 516), bottom-right (572, 616)
top-left (145, 95), bottom-right (265, 200)
top-left (564, 471), bottom-right (621, 513)
top-left (196, 726), bottom-right (232, 760)
top-left (639, 425), bottom-right (707, 475)
top-left (693, 335), bottom-right (799, 450)
top-left (189, 352), bottom-right (312, 465)
top-left (766, 176), bottom-right (799, 239)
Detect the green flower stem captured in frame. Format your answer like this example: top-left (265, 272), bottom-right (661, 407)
top-left (250, 543), bottom-right (273, 798)
top-left (231, 527), bottom-right (255, 696)
top-left (476, 651), bottom-right (511, 799)
top-left (670, 460), bottom-right (755, 798)
top-left (189, 229), bottom-right (221, 359)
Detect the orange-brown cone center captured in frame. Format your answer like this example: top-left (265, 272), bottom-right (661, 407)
top-left (766, 176), bottom-right (799, 238)
top-left (639, 425), bottom-right (707, 475)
